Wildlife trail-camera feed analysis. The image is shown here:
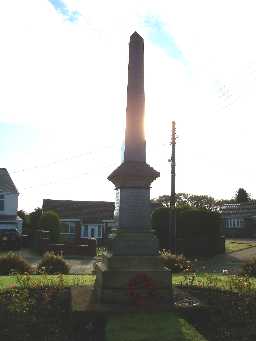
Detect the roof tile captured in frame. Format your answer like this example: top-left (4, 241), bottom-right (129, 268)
top-left (0, 169), bottom-right (18, 193)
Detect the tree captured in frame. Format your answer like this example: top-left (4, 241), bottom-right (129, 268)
top-left (151, 193), bottom-right (240, 212)
top-left (152, 193), bottom-right (219, 211)
top-left (39, 210), bottom-right (60, 242)
top-left (235, 188), bottom-right (250, 203)
top-left (177, 193), bottom-right (217, 211)
top-left (29, 207), bottom-right (42, 230)
top-left (17, 210), bottom-right (26, 220)
top-left (151, 195), bottom-right (171, 208)
top-left (17, 210), bottom-right (30, 234)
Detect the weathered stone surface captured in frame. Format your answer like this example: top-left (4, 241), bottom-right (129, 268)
top-left (110, 230), bottom-right (159, 256)
top-left (125, 32), bottom-right (145, 163)
top-left (94, 32), bottom-right (172, 307)
top-left (95, 263), bottom-right (171, 289)
top-left (97, 288), bottom-right (172, 305)
top-left (94, 261), bottom-right (172, 305)
top-left (108, 161), bottom-right (159, 188)
top-left (116, 188), bottom-right (151, 229)
top-left (103, 254), bottom-right (164, 270)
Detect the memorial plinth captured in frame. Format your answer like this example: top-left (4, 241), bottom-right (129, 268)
top-left (94, 32), bottom-right (172, 307)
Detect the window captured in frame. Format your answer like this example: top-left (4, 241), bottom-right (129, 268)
top-left (0, 194), bottom-right (4, 211)
top-left (227, 218), bottom-right (242, 228)
top-left (90, 228), bottom-right (95, 238)
top-left (97, 224), bottom-right (103, 238)
top-left (61, 222), bottom-right (76, 234)
top-left (81, 225), bottom-right (88, 238)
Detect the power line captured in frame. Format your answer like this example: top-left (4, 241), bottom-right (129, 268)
top-left (8, 143), bottom-right (169, 175)
top-left (2, 161), bottom-right (115, 197)
top-left (10, 147), bottom-right (113, 174)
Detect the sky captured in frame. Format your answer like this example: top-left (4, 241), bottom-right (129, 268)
top-left (1, 0), bottom-right (256, 212)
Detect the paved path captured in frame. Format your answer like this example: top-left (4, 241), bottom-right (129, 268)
top-left (17, 249), bottom-right (96, 274)
top-left (13, 244), bottom-right (256, 275)
top-left (193, 246), bottom-right (256, 274)
top-left (226, 246), bottom-right (256, 261)
top-left (66, 258), bottom-right (96, 274)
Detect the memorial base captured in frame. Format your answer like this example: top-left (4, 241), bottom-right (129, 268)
top-left (109, 230), bottom-right (159, 256)
top-left (94, 254), bottom-right (172, 306)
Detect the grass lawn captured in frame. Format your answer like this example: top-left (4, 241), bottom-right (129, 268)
top-left (0, 274), bottom-right (95, 290)
top-left (1, 272), bottom-right (256, 292)
top-left (106, 312), bottom-right (207, 341)
top-left (173, 272), bottom-right (229, 286)
top-left (0, 274), bottom-right (208, 341)
top-left (173, 272), bottom-right (256, 292)
top-left (2, 270), bottom-right (253, 291)
top-left (225, 239), bottom-right (256, 253)
top-left (1, 272), bottom-right (256, 340)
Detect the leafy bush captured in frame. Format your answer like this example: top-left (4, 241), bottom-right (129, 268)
top-left (37, 252), bottom-right (69, 274)
top-left (0, 252), bottom-right (32, 275)
top-left (160, 250), bottom-right (192, 273)
top-left (39, 211), bottom-right (60, 243)
top-left (0, 287), bottom-right (71, 341)
top-left (241, 257), bottom-right (256, 277)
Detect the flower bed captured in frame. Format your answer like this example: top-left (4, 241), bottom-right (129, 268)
top-left (0, 287), bottom-right (70, 341)
top-left (179, 287), bottom-right (256, 341)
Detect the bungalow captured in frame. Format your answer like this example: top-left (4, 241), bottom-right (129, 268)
top-left (42, 199), bottom-right (115, 243)
top-left (221, 202), bottom-right (256, 237)
top-left (0, 168), bottom-right (22, 233)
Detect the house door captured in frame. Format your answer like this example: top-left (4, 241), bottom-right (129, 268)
top-left (81, 225), bottom-right (88, 238)
top-left (90, 227), bottom-right (95, 238)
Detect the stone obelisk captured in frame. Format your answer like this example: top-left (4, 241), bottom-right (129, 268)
top-left (124, 31), bottom-right (146, 163)
top-left (95, 32), bottom-right (172, 306)
top-left (108, 32), bottom-right (160, 255)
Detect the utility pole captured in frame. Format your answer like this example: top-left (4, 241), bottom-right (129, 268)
top-left (169, 121), bottom-right (177, 253)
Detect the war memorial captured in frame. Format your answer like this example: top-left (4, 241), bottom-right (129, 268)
top-left (94, 32), bottom-right (172, 307)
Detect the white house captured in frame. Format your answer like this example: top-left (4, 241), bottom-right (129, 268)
top-left (0, 168), bottom-right (22, 233)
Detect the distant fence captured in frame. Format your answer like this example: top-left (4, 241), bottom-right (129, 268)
top-left (33, 230), bottom-right (96, 257)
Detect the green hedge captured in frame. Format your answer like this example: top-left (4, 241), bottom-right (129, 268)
top-left (152, 207), bottom-right (223, 256)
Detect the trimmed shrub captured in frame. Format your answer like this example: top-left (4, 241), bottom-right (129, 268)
top-left (241, 257), bottom-right (256, 277)
top-left (152, 207), bottom-right (222, 256)
top-left (177, 207), bottom-right (221, 239)
top-left (37, 252), bottom-right (70, 274)
top-left (160, 250), bottom-right (192, 273)
top-left (152, 208), bottom-right (170, 250)
top-left (0, 252), bottom-right (32, 275)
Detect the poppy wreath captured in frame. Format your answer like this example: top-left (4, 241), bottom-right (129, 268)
top-left (128, 272), bottom-right (157, 306)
